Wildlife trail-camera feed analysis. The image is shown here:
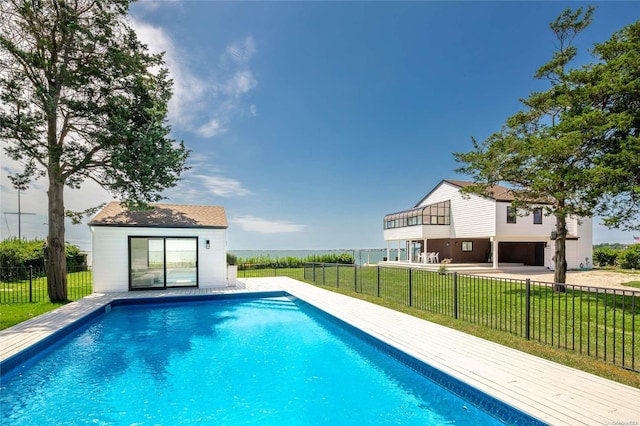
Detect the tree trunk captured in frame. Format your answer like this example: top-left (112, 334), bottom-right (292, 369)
top-left (47, 167), bottom-right (68, 302)
top-left (553, 215), bottom-right (568, 292)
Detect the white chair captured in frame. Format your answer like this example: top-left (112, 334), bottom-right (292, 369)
top-left (433, 252), bottom-right (439, 263)
top-left (427, 252), bottom-right (436, 263)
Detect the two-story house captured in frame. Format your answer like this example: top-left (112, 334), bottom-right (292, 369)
top-left (383, 180), bottom-right (593, 270)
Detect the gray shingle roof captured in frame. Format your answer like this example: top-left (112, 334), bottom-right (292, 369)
top-left (89, 202), bottom-right (228, 228)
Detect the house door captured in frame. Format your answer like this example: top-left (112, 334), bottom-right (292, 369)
top-left (129, 237), bottom-right (198, 290)
top-left (165, 238), bottom-right (198, 287)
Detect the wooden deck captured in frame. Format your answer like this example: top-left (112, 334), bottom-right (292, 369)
top-left (1, 278), bottom-right (639, 425)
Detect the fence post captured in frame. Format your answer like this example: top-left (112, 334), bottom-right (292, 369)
top-left (408, 268), bottom-right (413, 307)
top-left (354, 264), bottom-right (357, 292)
top-left (336, 264), bottom-right (340, 289)
top-left (29, 265), bottom-right (33, 303)
top-left (453, 272), bottom-right (458, 319)
top-left (377, 266), bottom-right (380, 297)
top-left (525, 278), bottom-right (531, 340)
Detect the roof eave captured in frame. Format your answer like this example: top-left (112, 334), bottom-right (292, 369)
top-left (88, 223), bottom-right (228, 229)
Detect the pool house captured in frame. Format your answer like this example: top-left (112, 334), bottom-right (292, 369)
top-left (89, 202), bottom-right (230, 292)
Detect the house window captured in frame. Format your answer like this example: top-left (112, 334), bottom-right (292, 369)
top-left (462, 241), bottom-right (473, 252)
top-left (533, 207), bottom-right (543, 224)
top-left (383, 200), bottom-right (450, 229)
top-left (507, 206), bottom-right (517, 224)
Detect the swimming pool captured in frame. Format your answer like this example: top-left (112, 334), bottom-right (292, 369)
top-left (1, 294), bottom-right (544, 425)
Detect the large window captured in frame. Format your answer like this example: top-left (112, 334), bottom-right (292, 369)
top-left (129, 237), bottom-right (198, 290)
top-left (384, 200), bottom-right (451, 229)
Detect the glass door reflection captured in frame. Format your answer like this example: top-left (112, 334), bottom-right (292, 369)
top-left (165, 238), bottom-right (197, 287)
top-left (130, 238), bottom-right (165, 289)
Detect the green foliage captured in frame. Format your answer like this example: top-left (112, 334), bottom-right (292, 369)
top-left (226, 252), bottom-right (237, 265)
top-left (236, 253), bottom-right (355, 269)
top-left (571, 21), bottom-right (640, 231)
top-left (453, 8), bottom-right (640, 281)
top-left (593, 243), bottom-right (628, 250)
top-left (617, 244), bottom-right (640, 269)
top-left (0, 0), bottom-right (189, 301)
top-left (593, 247), bottom-right (620, 267)
top-left (0, 238), bottom-right (84, 270)
top-left (0, 238), bottom-right (45, 269)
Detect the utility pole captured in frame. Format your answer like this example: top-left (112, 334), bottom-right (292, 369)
top-left (4, 177), bottom-right (35, 240)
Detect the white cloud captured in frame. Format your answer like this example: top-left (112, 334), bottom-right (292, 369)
top-left (197, 175), bottom-right (252, 197)
top-left (196, 118), bottom-right (226, 138)
top-left (129, 18), bottom-right (257, 139)
top-left (225, 36), bottom-right (257, 66)
top-left (223, 70), bottom-right (257, 97)
top-left (250, 104), bottom-right (257, 117)
top-left (230, 215), bottom-right (306, 234)
top-left (135, 0), bottom-right (182, 13)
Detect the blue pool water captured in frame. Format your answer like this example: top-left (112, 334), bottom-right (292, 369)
top-left (1, 296), bottom-right (539, 425)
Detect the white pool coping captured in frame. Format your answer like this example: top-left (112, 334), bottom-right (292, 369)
top-left (1, 277), bottom-right (639, 425)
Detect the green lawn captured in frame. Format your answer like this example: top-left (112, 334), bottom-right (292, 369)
top-left (0, 270), bottom-right (93, 330)
top-left (1, 301), bottom-right (71, 330)
top-left (0, 270), bottom-right (93, 304)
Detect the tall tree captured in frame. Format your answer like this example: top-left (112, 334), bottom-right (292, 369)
top-left (0, 0), bottom-right (189, 301)
top-left (454, 7), bottom-right (597, 287)
top-left (569, 21), bottom-right (640, 231)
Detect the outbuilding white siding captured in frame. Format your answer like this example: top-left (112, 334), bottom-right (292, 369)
top-left (91, 226), bottom-right (227, 292)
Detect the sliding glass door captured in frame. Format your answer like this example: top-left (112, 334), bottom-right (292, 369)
top-left (166, 238), bottom-right (197, 287)
top-left (129, 237), bottom-right (198, 290)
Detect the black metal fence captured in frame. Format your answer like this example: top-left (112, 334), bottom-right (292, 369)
top-left (0, 266), bottom-right (93, 303)
top-left (302, 263), bottom-right (639, 372)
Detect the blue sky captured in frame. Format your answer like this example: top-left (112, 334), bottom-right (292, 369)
top-left (1, 1), bottom-right (638, 251)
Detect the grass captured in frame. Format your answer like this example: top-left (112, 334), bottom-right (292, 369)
top-left (0, 270), bottom-right (93, 330)
top-left (0, 270), bottom-right (93, 304)
top-left (1, 301), bottom-right (70, 330)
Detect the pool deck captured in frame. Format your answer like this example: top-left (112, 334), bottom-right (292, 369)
top-left (1, 277), bottom-right (639, 425)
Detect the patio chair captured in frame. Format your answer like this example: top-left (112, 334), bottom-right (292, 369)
top-left (433, 252), bottom-right (439, 263)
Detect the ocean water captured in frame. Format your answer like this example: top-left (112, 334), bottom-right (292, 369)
top-left (229, 248), bottom-right (407, 265)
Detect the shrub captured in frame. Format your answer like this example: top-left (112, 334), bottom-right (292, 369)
top-left (618, 244), bottom-right (640, 269)
top-left (592, 247), bottom-right (619, 267)
top-left (0, 238), bottom-right (85, 269)
top-left (0, 238), bottom-right (46, 269)
top-left (235, 253), bottom-right (355, 269)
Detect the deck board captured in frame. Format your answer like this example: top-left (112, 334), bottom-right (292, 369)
top-left (1, 278), bottom-right (638, 425)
